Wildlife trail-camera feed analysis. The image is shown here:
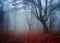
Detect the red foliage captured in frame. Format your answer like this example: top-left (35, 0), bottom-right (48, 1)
top-left (0, 30), bottom-right (60, 43)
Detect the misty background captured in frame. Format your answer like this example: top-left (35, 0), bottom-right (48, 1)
top-left (0, 0), bottom-right (60, 32)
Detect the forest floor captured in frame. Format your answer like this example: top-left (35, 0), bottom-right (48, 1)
top-left (0, 29), bottom-right (60, 43)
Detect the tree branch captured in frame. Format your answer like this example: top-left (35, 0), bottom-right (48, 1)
top-left (49, 3), bottom-right (60, 15)
top-left (43, 0), bottom-right (48, 21)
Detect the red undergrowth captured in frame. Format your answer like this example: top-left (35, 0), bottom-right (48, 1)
top-left (0, 29), bottom-right (60, 43)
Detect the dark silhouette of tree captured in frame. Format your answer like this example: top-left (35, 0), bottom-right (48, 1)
top-left (23, 0), bottom-right (60, 33)
top-left (0, 0), bottom-right (4, 31)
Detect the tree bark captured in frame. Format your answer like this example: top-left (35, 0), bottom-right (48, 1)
top-left (29, 25), bottom-right (31, 31)
top-left (40, 20), bottom-right (49, 33)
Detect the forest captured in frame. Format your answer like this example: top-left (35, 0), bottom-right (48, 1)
top-left (0, 0), bottom-right (60, 43)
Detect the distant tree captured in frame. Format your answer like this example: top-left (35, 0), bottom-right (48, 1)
top-left (0, 0), bottom-right (4, 23)
top-left (12, 0), bottom-right (24, 30)
top-left (49, 0), bottom-right (60, 32)
top-left (24, 4), bottom-right (33, 31)
top-left (49, 3), bottom-right (60, 31)
top-left (25, 15), bottom-right (33, 31)
top-left (0, 0), bottom-right (4, 31)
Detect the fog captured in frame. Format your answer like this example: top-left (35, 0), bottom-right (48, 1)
top-left (0, 0), bottom-right (60, 32)
top-left (1, 0), bottom-right (42, 31)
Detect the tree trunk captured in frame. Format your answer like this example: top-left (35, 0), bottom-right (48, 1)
top-left (49, 20), bottom-right (52, 32)
top-left (29, 25), bottom-right (31, 31)
top-left (40, 20), bottom-right (49, 33)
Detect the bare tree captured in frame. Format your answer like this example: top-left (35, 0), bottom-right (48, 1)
top-left (24, 5), bottom-right (33, 31)
top-left (26, 15), bottom-right (33, 31)
top-left (23, 0), bottom-right (60, 33)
